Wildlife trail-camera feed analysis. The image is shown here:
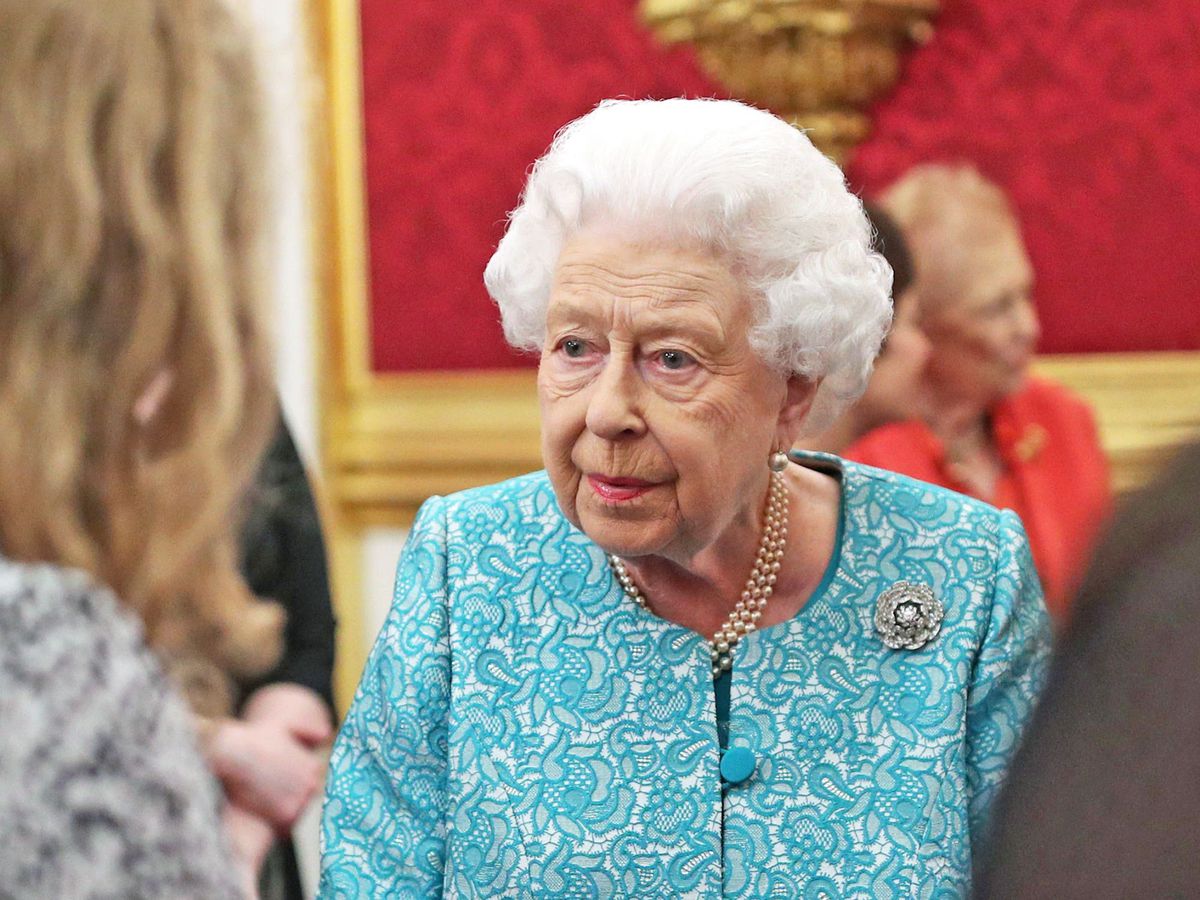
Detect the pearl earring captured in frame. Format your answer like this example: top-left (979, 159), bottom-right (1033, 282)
top-left (769, 450), bottom-right (790, 472)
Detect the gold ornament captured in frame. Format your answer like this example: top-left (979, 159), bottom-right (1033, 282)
top-left (640, 0), bottom-right (939, 163)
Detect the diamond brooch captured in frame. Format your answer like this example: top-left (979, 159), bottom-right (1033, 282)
top-left (874, 581), bottom-right (944, 650)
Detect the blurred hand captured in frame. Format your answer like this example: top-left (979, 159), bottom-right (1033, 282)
top-left (224, 803), bottom-right (274, 900)
top-left (208, 718), bottom-right (323, 830)
top-left (241, 682), bottom-right (333, 749)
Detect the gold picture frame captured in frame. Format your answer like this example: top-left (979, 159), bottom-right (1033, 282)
top-left (306, 0), bottom-right (1200, 711)
top-left (306, 0), bottom-right (547, 709)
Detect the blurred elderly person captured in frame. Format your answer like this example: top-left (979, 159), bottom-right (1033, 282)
top-left (320, 100), bottom-right (1050, 898)
top-left (808, 202), bottom-right (931, 453)
top-left (846, 165), bottom-right (1111, 623)
top-left (0, 0), bottom-right (288, 896)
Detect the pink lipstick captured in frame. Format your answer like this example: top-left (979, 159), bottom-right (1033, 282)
top-left (587, 475), bottom-right (655, 502)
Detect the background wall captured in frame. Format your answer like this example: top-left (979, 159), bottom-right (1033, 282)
top-left (850, 0), bottom-right (1200, 353)
top-left (359, 0), bottom-right (1200, 372)
top-left (247, 0), bottom-right (320, 464)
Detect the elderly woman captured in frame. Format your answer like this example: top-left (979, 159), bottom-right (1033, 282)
top-left (846, 165), bottom-right (1111, 622)
top-left (320, 100), bottom-right (1050, 898)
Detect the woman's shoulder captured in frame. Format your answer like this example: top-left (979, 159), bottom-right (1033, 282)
top-left (831, 458), bottom-right (1045, 636)
top-left (443, 469), bottom-right (556, 507)
top-left (0, 558), bottom-right (146, 675)
top-left (0, 558), bottom-right (240, 898)
top-left (998, 377), bottom-right (1108, 481)
top-left (415, 470), bottom-right (568, 542)
top-left (0, 557), bottom-right (175, 757)
top-left (840, 455), bottom-right (1008, 522)
top-left (836, 455), bottom-right (1031, 572)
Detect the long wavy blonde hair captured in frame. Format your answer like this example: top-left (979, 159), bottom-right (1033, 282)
top-left (0, 0), bottom-right (284, 705)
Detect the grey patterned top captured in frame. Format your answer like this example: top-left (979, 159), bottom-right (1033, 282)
top-left (0, 558), bottom-right (241, 899)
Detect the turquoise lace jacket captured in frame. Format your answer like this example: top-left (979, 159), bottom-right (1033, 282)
top-left (319, 455), bottom-right (1051, 898)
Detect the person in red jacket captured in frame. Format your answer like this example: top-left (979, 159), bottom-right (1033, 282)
top-left (845, 165), bottom-right (1110, 623)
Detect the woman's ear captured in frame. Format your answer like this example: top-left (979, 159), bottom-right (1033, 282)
top-left (776, 375), bottom-right (820, 449)
top-left (134, 369), bottom-right (174, 426)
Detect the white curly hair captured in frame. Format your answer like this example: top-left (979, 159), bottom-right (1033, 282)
top-left (484, 98), bottom-right (893, 433)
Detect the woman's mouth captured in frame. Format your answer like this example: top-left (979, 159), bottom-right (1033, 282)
top-left (587, 474), bottom-right (656, 502)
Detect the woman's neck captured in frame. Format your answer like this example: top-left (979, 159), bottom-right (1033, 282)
top-left (925, 390), bottom-right (1002, 498)
top-left (925, 382), bottom-right (990, 445)
top-left (931, 409), bottom-right (990, 453)
top-left (806, 403), bottom-right (876, 455)
top-left (618, 466), bottom-right (838, 639)
top-left (623, 485), bottom-right (766, 637)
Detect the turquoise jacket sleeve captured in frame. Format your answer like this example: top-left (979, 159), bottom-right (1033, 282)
top-left (319, 496), bottom-right (450, 899)
top-left (965, 509), bottom-right (1053, 847)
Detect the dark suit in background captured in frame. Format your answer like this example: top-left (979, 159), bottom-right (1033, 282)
top-left (241, 419), bottom-right (336, 900)
top-left (975, 441), bottom-right (1200, 898)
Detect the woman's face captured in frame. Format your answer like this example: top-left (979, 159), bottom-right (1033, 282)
top-left (858, 291), bottom-right (931, 425)
top-left (538, 232), bottom-right (813, 563)
top-left (922, 233), bottom-right (1040, 409)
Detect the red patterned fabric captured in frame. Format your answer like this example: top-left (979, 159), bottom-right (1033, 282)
top-left (359, 0), bottom-right (721, 371)
top-left (849, 0), bottom-right (1200, 354)
top-left (359, 0), bottom-right (1200, 372)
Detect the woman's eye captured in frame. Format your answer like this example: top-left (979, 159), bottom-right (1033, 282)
top-left (561, 338), bottom-right (586, 358)
top-left (657, 349), bottom-right (695, 371)
top-left (985, 292), bottom-right (1021, 317)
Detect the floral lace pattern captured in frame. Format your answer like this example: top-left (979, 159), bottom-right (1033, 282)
top-left (320, 455), bottom-right (1050, 898)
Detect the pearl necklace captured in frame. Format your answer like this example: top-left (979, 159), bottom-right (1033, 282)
top-left (608, 469), bottom-right (790, 678)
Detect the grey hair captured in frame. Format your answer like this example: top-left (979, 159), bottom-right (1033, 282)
top-left (483, 98), bottom-right (893, 432)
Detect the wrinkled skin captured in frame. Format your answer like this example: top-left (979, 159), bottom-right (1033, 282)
top-left (538, 231), bottom-right (838, 637)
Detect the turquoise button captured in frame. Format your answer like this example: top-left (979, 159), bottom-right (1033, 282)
top-left (720, 746), bottom-right (756, 784)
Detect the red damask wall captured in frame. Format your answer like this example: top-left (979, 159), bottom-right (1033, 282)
top-left (359, 0), bottom-right (1200, 372)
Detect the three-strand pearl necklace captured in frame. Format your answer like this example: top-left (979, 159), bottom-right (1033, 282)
top-left (608, 468), bottom-right (790, 678)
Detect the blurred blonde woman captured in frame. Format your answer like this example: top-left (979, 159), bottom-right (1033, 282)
top-left (847, 165), bottom-right (1111, 622)
top-left (0, 0), bottom-right (285, 896)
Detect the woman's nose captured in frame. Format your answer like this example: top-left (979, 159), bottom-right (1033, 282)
top-left (584, 356), bottom-right (646, 440)
top-left (1015, 295), bottom-right (1041, 348)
